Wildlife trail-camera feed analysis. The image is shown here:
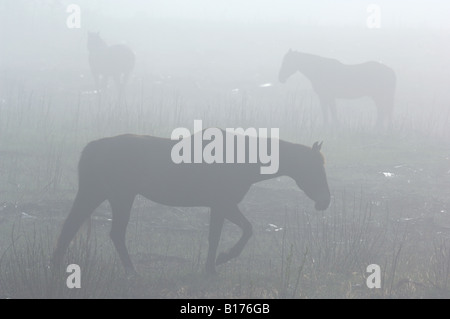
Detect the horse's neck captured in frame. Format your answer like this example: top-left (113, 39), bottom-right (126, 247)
top-left (90, 40), bottom-right (108, 53)
top-left (250, 140), bottom-right (304, 184)
top-left (293, 53), bottom-right (333, 78)
top-left (278, 141), bottom-right (308, 179)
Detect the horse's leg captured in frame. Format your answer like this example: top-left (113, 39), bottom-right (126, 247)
top-left (205, 208), bottom-right (225, 274)
top-left (52, 190), bottom-right (105, 267)
top-left (215, 205), bottom-right (252, 266)
top-left (108, 193), bottom-right (136, 274)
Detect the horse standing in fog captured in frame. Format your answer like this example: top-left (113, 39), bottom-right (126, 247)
top-left (87, 32), bottom-right (135, 96)
top-left (279, 49), bottom-right (396, 128)
top-left (53, 131), bottom-right (330, 275)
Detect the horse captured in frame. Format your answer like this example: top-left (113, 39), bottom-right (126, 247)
top-left (278, 49), bottom-right (396, 128)
top-left (52, 131), bottom-right (330, 275)
top-left (87, 32), bottom-right (135, 96)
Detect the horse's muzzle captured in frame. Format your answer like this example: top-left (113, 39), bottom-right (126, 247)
top-left (315, 198), bottom-right (330, 211)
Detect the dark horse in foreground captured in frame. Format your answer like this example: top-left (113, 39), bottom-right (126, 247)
top-left (87, 32), bottom-right (135, 96)
top-left (279, 49), bottom-right (396, 128)
top-left (53, 131), bottom-right (330, 274)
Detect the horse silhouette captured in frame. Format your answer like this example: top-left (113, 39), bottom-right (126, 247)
top-left (53, 131), bottom-right (330, 274)
top-left (279, 49), bottom-right (396, 128)
top-left (87, 32), bottom-right (135, 96)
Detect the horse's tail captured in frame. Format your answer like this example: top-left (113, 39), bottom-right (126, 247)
top-left (52, 141), bottom-right (106, 267)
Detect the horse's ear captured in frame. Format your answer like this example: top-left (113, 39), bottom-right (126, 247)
top-left (312, 141), bottom-right (323, 151)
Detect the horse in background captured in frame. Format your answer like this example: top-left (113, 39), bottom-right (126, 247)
top-left (87, 32), bottom-right (135, 98)
top-left (279, 49), bottom-right (396, 129)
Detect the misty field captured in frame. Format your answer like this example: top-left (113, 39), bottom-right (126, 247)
top-left (1, 8), bottom-right (450, 298)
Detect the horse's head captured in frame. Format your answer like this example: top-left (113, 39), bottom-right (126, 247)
top-left (87, 31), bottom-right (105, 51)
top-left (294, 142), bottom-right (330, 211)
top-left (278, 49), bottom-right (297, 83)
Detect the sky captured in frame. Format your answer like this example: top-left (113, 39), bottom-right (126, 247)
top-left (72, 0), bottom-right (450, 29)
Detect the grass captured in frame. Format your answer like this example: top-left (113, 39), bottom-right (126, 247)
top-left (0, 69), bottom-right (450, 298)
top-left (0, 220), bottom-right (125, 298)
top-left (1, 189), bottom-right (447, 299)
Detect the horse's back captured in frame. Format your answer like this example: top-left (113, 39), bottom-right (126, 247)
top-left (78, 134), bottom-right (259, 206)
top-left (356, 61), bottom-right (395, 78)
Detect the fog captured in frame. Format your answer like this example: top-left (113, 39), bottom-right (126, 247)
top-left (2, 1), bottom-right (450, 117)
top-left (0, 0), bottom-right (450, 299)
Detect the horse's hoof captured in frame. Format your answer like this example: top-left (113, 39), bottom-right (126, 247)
top-left (215, 252), bottom-right (229, 265)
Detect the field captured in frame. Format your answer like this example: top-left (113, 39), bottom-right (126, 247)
top-left (1, 13), bottom-right (450, 298)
